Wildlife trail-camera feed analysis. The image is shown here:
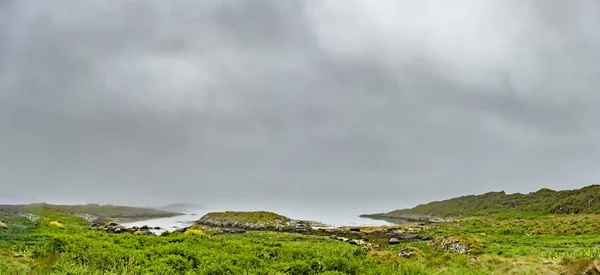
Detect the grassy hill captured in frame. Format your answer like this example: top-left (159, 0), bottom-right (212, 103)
top-left (363, 184), bottom-right (600, 220)
top-left (0, 203), bottom-right (181, 222)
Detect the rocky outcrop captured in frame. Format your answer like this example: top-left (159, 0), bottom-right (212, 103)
top-left (428, 236), bottom-right (472, 254)
top-left (16, 212), bottom-right (39, 222)
top-left (73, 213), bottom-right (101, 223)
top-left (196, 211), bottom-right (311, 232)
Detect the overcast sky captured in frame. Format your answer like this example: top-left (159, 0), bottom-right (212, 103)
top-left (1, 0), bottom-right (599, 214)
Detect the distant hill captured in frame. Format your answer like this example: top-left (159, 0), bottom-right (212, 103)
top-left (0, 203), bottom-right (181, 222)
top-left (158, 203), bottom-right (204, 213)
top-left (362, 185), bottom-right (600, 221)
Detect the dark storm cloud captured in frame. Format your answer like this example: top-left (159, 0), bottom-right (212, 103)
top-left (1, 0), bottom-right (599, 212)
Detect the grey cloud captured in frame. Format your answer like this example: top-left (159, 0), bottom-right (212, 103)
top-left (1, 0), bottom-right (599, 213)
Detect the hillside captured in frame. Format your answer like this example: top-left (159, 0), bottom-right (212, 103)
top-left (0, 203), bottom-right (181, 222)
top-left (362, 184), bottom-right (600, 220)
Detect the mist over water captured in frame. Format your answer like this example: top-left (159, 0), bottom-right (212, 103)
top-left (122, 206), bottom-right (392, 232)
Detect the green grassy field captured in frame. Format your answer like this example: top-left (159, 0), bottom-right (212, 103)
top-left (2, 210), bottom-right (600, 274)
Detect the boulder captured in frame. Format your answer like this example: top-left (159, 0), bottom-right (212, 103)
top-left (140, 225), bottom-right (149, 230)
top-left (388, 238), bottom-right (400, 245)
top-left (154, 227), bottom-right (161, 230)
top-left (114, 228), bottom-right (122, 233)
top-left (337, 237), bottom-right (349, 242)
top-left (109, 222), bottom-right (119, 226)
top-left (398, 247), bottom-right (424, 258)
top-left (349, 227), bottom-right (361, 232)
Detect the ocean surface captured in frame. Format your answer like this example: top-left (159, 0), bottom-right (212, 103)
top-left (121, 208), bottom-right (393, 234)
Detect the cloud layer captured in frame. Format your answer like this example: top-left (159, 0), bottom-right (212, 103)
top-left (1, 0), bottom-right (599, 212)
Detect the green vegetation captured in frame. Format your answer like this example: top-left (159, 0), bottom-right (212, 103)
top-left (0, 203), bottom-right (181, 221)
top-left (2, 208), bottom-right (600, 274)
top-left (369, 184), bottom-right (600, 219)
top-left (198, 211), bottom-right (293, 227)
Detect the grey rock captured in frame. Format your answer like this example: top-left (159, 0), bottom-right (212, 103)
top-left (388, 238), bottom-right (400, 245)
top-left (398, 251), bottom-right (415, 258)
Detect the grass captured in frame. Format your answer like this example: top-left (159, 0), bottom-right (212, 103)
top-left (371, 185), bottom-right (600, 219)
top-left (2, 210), bottom-right (600, 274)
top-left (0, 203), bottom-right (181, 221)
top-left (199, 211), bottom-right (292, 225)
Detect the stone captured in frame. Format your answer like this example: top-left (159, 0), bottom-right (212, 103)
top-left (337, 237), bottom-right (349, 242)
top-left (154, 227), bottom-right (161, 230)
top-left (347, 240), bottom-right (358, 245)
top-left (109, 222), bottom-right (119, 226)
top-left (398, 247), bottom-right (424, 258)
top-left (398, 251), bottom-right (414, 258)
top-left (388, 238), bottom-right (400, 245)
top-left (140, 225), bottom-right (149, 230)
top-left (349, 227), bottom-right (360, 232)
top-left (114, 228), bottom-right (122, 233)
top-left (13, 253), bottom-right (25, 258)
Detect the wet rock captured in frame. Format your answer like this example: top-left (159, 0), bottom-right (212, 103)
top-left (388, 238), bottom-right (400, 245)
top-left (140, 225), bottom-right (149, 230)
top-left (173, 227), bottom-right (187, 233)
